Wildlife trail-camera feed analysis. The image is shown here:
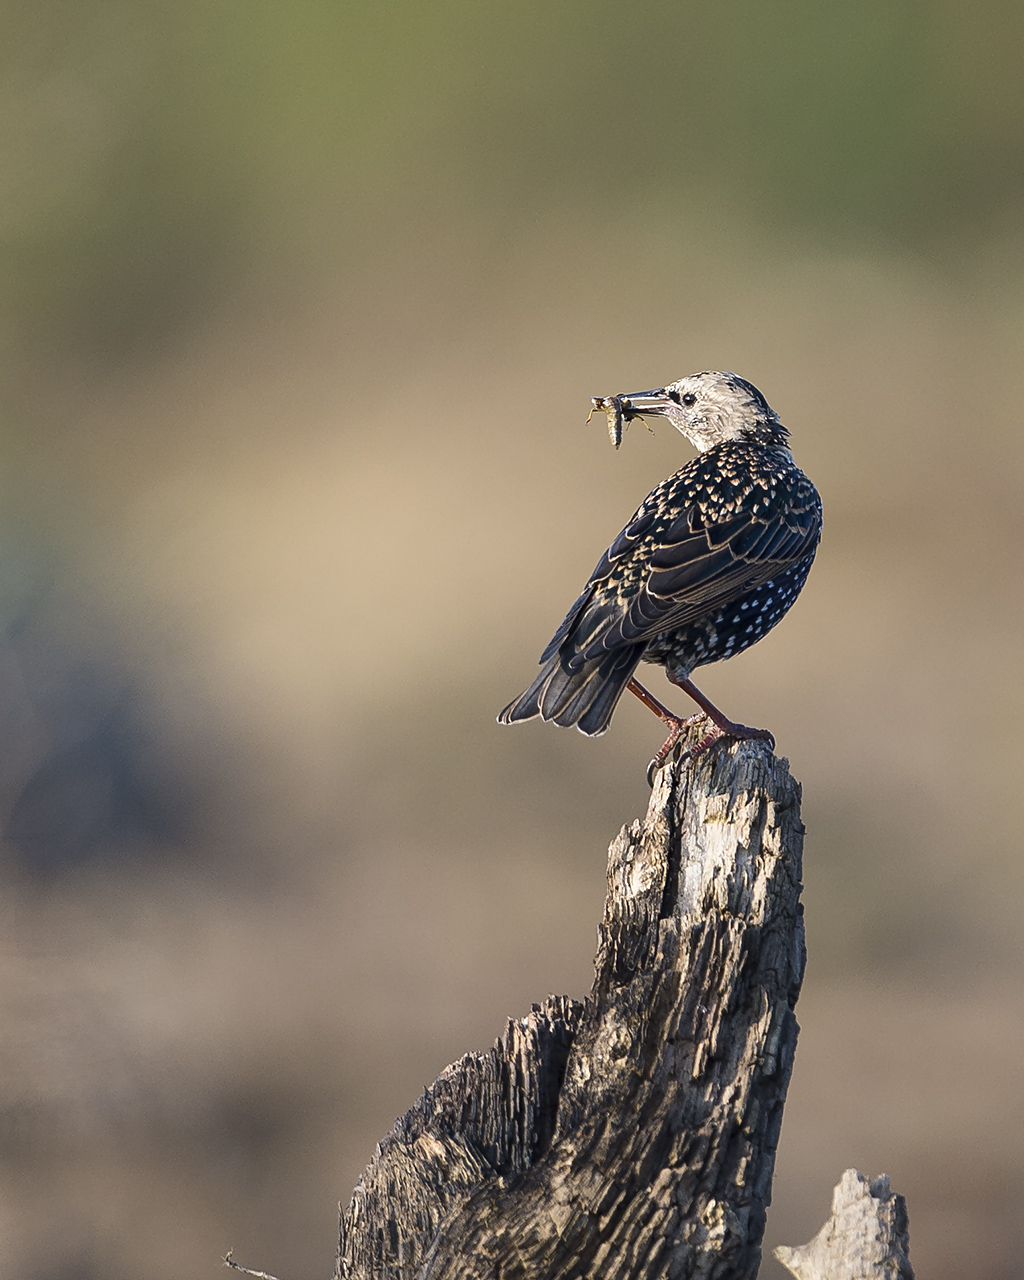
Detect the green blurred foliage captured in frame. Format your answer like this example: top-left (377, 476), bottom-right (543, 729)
top-left (3, 0), bottom-right (1024, 353)
top-left (1, 6), bottom-right (1023, 1279)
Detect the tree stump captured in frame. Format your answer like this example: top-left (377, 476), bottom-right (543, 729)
top-left (336, 728), bottom-right (806, 1280)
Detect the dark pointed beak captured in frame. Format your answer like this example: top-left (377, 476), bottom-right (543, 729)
top-left (590, 387), bottom-right (678, 449)
top-left (617, 388), bottom-right (675, 419)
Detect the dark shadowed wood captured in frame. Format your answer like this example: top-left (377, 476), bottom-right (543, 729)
top-left (337, 727), bottom-right (807, 1280)
top-left (775, 1169), bottom-right (914, 1280)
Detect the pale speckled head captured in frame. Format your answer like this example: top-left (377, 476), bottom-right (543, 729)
top-left (617, 371), bottom-right (789, 452)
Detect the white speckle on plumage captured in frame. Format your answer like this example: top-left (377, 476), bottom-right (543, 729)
top-left (498, 370), bottom-right (822, 777)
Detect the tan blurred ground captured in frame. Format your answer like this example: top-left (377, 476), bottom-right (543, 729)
top-left (1, 5), bottom-right (1023, 1279)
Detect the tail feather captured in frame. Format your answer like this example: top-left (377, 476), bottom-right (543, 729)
top-left (576, 649), bottom-right (642, 735)
top-left (497, 670), bottom-right (547, 725)
top-left (550, 662), bottom-right (610, 727)
top-left (497, 643), bottom-right (644, 736)
top-left (539, 654), bottom-right (582, 721)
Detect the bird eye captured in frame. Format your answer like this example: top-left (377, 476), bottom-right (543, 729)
top-left (682, 392), bottom-right (697, 407)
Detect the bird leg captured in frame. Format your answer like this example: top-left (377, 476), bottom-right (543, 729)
top-left (628, 675), bottom-right (776, 786)
top-left (626, 678), bottom-right (704, 786)
top-left (666, 673), bottom-right (775, 759)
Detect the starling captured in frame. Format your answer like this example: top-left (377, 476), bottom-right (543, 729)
top-left (498, 371), bottom-right (822, 783)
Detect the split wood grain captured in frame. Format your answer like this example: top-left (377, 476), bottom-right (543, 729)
top-left (337, 730), bottom-right (806, 1280)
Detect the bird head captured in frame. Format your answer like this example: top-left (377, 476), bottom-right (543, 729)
top-left (617, 371), bottom-right (789, 451)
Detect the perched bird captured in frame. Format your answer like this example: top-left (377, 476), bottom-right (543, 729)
top-left (498, 371), bottom-right (822, 783)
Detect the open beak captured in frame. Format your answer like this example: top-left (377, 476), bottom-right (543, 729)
top-left (617, 389), bottom-right (674, 419)
top-left (590, 387), bottom-right (676, 448)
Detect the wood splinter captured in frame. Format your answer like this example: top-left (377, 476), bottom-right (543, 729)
top-left (775, 1168), bottom-right (915, 1280)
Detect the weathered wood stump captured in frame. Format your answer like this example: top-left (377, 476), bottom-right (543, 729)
top-left (775, 1169), bottom-right (914, 1280)
top-left (336, 726), bottom-right (807, 1280)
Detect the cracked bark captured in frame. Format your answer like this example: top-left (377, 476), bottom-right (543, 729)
top-left (336, 728), bottom-right (807, 1280)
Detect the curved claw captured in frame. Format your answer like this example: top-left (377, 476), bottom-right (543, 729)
top-left (728, 724), bottom-right (775, 752)
top-left (680, 726), bottom-right (724, 763)
top-left (647, 722), bottom-right (775, 786)
top-left (644, 708), bottom-right (707, 787)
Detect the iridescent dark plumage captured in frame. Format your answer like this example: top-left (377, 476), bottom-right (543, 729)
top-left (498, 371), bottom-right (822, 778)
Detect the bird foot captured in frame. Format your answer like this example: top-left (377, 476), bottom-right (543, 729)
top-left (645, 713), bottom-right (704, 787)
top-left (713, 721), bottom-right (776, 752)
top-left (646, 719), bottom-right (776, 787)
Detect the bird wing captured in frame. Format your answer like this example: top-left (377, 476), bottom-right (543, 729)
top-left (565, 465), bottom-right (821, 666)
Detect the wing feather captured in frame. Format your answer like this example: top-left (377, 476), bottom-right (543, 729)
top-left (568, 450), bottom-right (821, 663)
top-left (500, 441), bottom-right (821, 732)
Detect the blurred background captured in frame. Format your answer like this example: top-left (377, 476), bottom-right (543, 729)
top-left (0, 2), bottom-right (1022, 1276)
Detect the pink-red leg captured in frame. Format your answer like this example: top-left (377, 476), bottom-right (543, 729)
top-left (627, 674), bottom-right (775, 786)
top-left (626, 678), bottom-right (703, 786)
